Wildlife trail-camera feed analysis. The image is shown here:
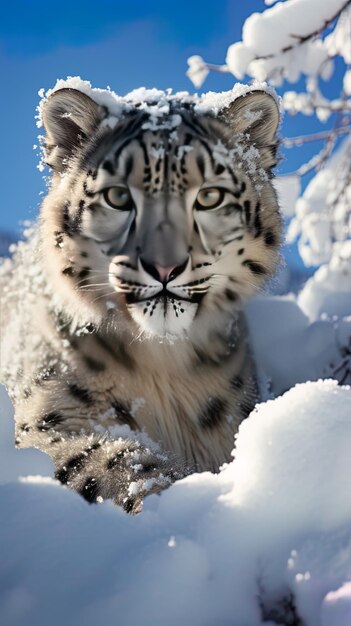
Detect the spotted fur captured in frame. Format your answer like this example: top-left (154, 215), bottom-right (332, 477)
top-left (0, 83), bottom-right (282, 512)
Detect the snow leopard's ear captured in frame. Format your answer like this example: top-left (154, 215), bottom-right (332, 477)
top-left (220, 91), bottom-right (280, 172)
top-left (42, 88), bottom-right (107, 172)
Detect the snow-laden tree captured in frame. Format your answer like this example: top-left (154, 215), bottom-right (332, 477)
top-left (187, 0), bottom-right (351, 386)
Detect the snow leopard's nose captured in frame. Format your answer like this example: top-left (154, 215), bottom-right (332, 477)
top-left (140, 258), bottom-right (188, 284)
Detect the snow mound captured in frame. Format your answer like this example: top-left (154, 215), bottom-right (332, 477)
top-left (231, 380), bottom-right (351, 531)
top-left (1, 380), bottom-right (351, 626)
top-left (246, 295), bottom-right (339, 396)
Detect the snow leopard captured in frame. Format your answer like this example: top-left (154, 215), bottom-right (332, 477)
top-left (0, 80), bottom-right (281, 513)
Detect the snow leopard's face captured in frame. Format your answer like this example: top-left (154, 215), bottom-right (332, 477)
top-left (41, 86), bottom-right (281, 340)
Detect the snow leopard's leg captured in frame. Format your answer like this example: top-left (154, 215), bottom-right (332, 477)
top-left (50, 433), bottom-right (183, 513)
top-left (13, 388), bottom-right (187, 513)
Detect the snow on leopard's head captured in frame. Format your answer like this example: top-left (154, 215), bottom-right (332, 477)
top-left (39, 77), bottom-right (281, 343)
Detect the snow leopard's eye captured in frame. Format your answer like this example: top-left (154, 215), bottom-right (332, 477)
top-left (103, 186), bottom-right (134, 210)
top-left (194, 187), bottom-right (225, 210)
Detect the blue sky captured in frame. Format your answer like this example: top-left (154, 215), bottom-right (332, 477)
top-left (0, 0), bottom-right (345, 236)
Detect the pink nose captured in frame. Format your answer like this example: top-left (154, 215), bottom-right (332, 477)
top-left (140, 257), bottom-right (189, 283)
top-left (155, 265), bottom-right (177, 282)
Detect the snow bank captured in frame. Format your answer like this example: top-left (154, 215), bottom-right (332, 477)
top-left (246, 295), bottom-right (339, 396)
top-left (231, 380), bottom-right (351, 532)
top-left (1, 380), bottom-right (351, 626)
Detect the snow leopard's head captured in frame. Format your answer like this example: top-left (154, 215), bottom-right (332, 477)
top-left (40, 81), bottom-right (281, 342)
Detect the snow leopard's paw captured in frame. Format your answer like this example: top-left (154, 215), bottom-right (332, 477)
top-left (120, 446), bottom-right (187, 514)
top-left (53, 435), bottom-right (187, 514)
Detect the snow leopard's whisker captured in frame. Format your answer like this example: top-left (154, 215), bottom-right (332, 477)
top-left (75, 272), bottom-right (114, 284)
top-left (78, 288), bottom-right (110, 294)
top-left (77, 285), bottom-right (111, 293)
top-left (91, 290), bottom-right (119, 304)
top-left (78, 281), bottom-right (111, 289)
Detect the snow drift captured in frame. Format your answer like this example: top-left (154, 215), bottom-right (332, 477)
top-left (1, 379), bottom-right (351, 626)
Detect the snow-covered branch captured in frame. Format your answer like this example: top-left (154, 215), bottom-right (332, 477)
top-left (246, 0), bottom-right (351, 59)
top-left (282, 124), bottom-right (351, 147)
top-left (187, 0), bottom-right (351, 85)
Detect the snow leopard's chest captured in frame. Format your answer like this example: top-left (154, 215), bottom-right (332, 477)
top-left (48, 328), bottom-right (254, 471)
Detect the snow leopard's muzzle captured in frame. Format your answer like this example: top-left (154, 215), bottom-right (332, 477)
top-left (110, 254), bottom-right (210, 339)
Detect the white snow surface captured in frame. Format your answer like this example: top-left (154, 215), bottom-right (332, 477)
top-left (1, 379), bottom-right (351, 626)
top-left (246, 295), bottom-right (339, 396)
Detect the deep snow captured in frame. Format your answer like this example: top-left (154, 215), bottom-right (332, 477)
top-left (1, 380), bottom-right (351, 626)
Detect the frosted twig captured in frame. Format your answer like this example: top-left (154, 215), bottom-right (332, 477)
top-left (282, 125), bottom-right (351, 147)
top-left (205, 63), bottom-right (229, 74)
